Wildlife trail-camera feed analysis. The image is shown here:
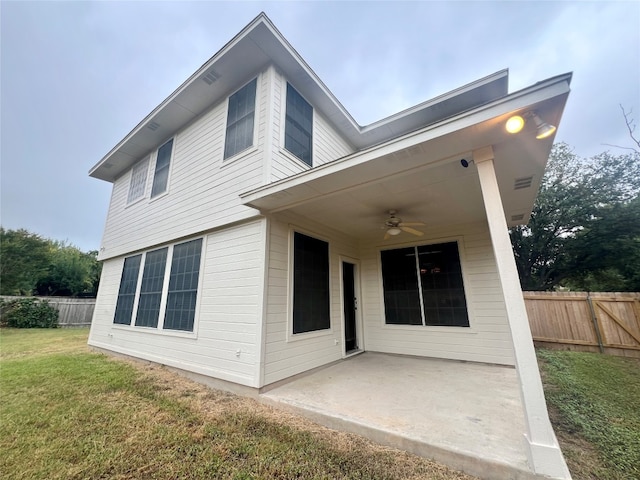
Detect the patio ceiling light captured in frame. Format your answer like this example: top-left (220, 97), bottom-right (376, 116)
top-left (505, 115), bottom-right (525, 134)
top-left (530, 112), bottom-right (557, 139)
top-left (505, 112), bottom-right (556, 139)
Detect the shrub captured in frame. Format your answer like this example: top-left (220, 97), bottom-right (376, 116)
top-left (1, 298), bottom-right (59, 328)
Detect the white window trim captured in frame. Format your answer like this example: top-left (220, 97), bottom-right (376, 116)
top-left (279, 80), bottom-right (314, 168)
top-left (149, 137), bottom-right (175, 201)
top-left (126, 157), bottom-right (150, 206)
top-left (112, 236), bottom-right (205, 338)
top-left (286, 226), bottom-right (334, 343)
top-left (222, 76), bottom-right (261, 163)
top-left (377, 236), bottom-right (477, 333)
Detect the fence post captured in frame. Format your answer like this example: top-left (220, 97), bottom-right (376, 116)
top-left (587, 292), bottom-right (605, 353)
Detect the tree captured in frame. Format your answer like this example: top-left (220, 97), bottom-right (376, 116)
top-left (510, 143), bottom-right (640, 291)
top-left (35, 243), bottom-right (99, 296)
top-left (1, 228), bottom-right (102, 297)
top-left (0, 228), bottom-right (52, 295)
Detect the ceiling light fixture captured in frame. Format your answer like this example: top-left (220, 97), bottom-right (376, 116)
top-left (387, 227), bottom-right (402, 236)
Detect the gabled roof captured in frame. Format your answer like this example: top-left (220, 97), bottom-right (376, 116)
top-left (89, 12), bottom-right (509, 182)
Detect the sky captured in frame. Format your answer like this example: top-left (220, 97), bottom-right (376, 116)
top-left (1, 1), bottom-right (639, 252)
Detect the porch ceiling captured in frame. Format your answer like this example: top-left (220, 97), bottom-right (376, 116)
top-left (242, 75), bottom-right (571, 239)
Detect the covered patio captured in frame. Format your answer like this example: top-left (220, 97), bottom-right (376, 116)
top-left (242, 70), bottom-right (572, 479)
top-left (261, 352), bottom-right (541, 480)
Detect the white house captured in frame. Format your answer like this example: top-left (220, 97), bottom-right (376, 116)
top-left (88, 13), bottom-right (572, 479)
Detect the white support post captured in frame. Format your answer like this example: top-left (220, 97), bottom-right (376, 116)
top-left (474, 146), bottom-right (571, 479)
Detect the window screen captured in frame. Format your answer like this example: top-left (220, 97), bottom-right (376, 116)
top-left (151, 139), bottom-right (173, 198)
top-left (127, 158), bottom-right (149, 203)
top-left (224, 79), bottom-right (257, 159)
top-left (163, 239), bottom-right (202, 332)
top-left (418, 243), bottom-right (469, 326)
top-left (292, 232), bottom-right (330, 334)
top-left (380, 247), bottom-right (422, 325)
top-left (135, 247), bottom-right (168, 327)
top-left (114, 255), bottom-right (142, 325)
top-left (381, 242), bottom-right (469, 327)
top-left (285, 84), bottom-right (313, 166)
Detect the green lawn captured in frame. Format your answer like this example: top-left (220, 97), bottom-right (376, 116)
top-left (537, 348), bottom-right (640, 480)
top-left (3, 329), bottom-right (638, 480)
top-left (0, 328), bottom-right (473, 480)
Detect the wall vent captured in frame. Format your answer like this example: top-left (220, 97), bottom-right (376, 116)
top-left (202, 69), bottom-right (220, 85)
top-left (514, 176), bottom-right (533, 190)
top-left (511, 213), bottom-right (525, 222)
top-left (147, 121), bottom-right (160, 131)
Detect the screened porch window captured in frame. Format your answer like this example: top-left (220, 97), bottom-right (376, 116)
top-left (292, 232), bottom-right (330, 334)
top-left (381, 242), bottom-right (469, 327)
top-left (224, 78), bottom-right (257, 159)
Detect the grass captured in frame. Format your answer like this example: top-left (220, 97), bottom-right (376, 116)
top-left (0, 328), bottom-right (474, 480)
top-left (537, 348), bottom-right (640, 480)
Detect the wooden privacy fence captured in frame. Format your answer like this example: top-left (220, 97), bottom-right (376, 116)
top-left (524, 291), bottom-right (640, 357)
top-left (0, 296), bottom-right (96, 328)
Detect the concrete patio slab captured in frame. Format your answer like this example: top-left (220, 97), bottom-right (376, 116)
top-left (261, 352), bottom-right (542, 480)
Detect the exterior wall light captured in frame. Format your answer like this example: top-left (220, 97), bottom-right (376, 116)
top-left (505, 112), bottom-right (557, 139)
top-left (530, 112), bottom-right (557, 139)
top-left (506, 115), bottom-right (525, 134)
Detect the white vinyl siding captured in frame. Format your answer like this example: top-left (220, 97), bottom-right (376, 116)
top-left (89, 220), bottom-right (265, 388)
top-left (127, 158), bottom-right (149, 203)
top-left (99, 70), bottom-right (270, 261)
top-left (263, 214), bottom-right (359, 386)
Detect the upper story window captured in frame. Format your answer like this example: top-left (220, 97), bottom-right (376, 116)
top-left (381, 241), bottom-right (469, 327)
top-left (224, 78), bottom-right (257, 159)
top-left (285, 83), bottom-right (313, 166)
top-left (127, 157), bottom-right (149, 204)
top-left (151, 138), bottom-right (173, 198)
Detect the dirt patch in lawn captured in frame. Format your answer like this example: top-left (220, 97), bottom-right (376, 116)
top-left (126, 358), bottom-right (478, 480)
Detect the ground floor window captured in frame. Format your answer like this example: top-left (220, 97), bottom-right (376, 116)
top-left (381, 241), bottom-right (469, 327)
top-left (113, 238), bottom-right (203, 332)
top-left (292, 232), bottom-right (330, 334)
top-left (114, 255), bottom-right (141, 325)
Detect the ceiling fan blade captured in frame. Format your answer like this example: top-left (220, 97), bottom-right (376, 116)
top-left (401, 226), bottom-right (424, 236)
top-left (400, 222), bottom-right (426, 226)
top-left (383, 231), bottom-right (391, 240)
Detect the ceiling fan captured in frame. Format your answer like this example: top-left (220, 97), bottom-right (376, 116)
top-left (383, 210), bottom-right (425, 239)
